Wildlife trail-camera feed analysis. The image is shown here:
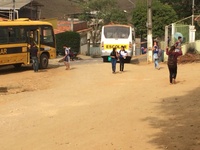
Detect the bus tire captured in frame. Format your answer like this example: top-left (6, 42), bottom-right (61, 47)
top-left (13, 63), bottom-right (22, 68)
top-left (126, 57), bottom-right (131, 63)
top-left (103, 57), bottom-right (107, 62)
top-left (40, 54), bottom-right (49, 69)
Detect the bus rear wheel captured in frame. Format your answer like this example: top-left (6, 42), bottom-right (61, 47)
top-left (40, 54), bottom-right (49, 69)
top-left (125, 57), bottom-right (131, 63)
top-left (103, 56), bottom-right (108, 62)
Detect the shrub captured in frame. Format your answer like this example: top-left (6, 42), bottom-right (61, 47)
top-left (56, 31), bottom-right (80, 55)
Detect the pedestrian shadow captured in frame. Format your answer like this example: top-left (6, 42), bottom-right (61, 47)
top-left (160, 66), bottom-right (165, 70)
top-left (0, 66), bottom-right (33, 75)
top-left (69, 67), bottom-right (76, 70)
top-left (131, 58), bottom-right (147, 65)
top-left (46, 65), bottom-right (60, 70)
top-left (0, 63), bottom-right (61, 75)
top-left (113, 71), bottom-right (127, 74)
top-left (131, 58), bottom-right (140, 64)
top-left (144, 87), bottom-right (200, 149)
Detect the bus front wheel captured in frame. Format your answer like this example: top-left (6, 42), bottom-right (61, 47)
top-left (40, 54), bottom-right (49, 69)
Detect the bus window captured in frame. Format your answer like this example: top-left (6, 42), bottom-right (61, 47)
top-left (0, 28), bottom-right (8, 44)
top-left (17, 28), bottom-right (26, 42)
top-left (27, 29), bottom-right (38, 45)
top-left (42, 26), bottom-right (54, 46)
top-left (8, 27), bottom-right (15, 43)
top-left (104, 26), bottom-right (130, 39)
top-left (6, 27), bottom-right (26, 43)
top-left (43, 26), bottom-right (53, 43)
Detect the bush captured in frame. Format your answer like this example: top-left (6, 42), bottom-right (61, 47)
top-left (56, 31), bottom-right (80, 55)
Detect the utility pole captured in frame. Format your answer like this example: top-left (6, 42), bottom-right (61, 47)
top-left (13, 0), bottom-right (15, 20)
top-left (190, 0), bottom-right (196, 43)
top-left (147, 0), bottom-right (153, 62)
top-left (192, 0), bottom-right (195, 26)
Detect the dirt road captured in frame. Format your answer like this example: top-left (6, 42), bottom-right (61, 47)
top-left (0, 56), bottom-right (200, 150)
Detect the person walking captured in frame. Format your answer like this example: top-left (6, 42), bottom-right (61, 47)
top-left (153, 45), bottom-right (160, 70)
top-left (119, 46), bottom-right (127, 72)
top-left (110, 47), bottom-right (118, 73)
top-left (63, 45), bottom-right (70, 70)
top-left (166, 45), bottom-right (183, 84)
top-left (30, 43), bottom-right (39, 72)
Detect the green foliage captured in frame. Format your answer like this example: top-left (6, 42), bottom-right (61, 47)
top-left (76, 0), bottom-right (128, 46)
top-left (159, 0), bottom-right (200, 40)
top-left (105, 9), bottom-right (128, 25)
top-left (78, 0), bottom-right (127, 24)
top-left (132, 0), bottom-right (178, 39)
top-left (55, 31), bottom-right (80, 55)
top-left (131, 4), bottom-right (147, 38)
top-left (159, 0), bottom-right (200, 20)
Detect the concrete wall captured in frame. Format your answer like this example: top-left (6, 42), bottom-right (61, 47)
top-left (182, 40), bottom-right (200, 55)
top-left (163, 40), bottom-right (200, 62)
top-left (89, 47), bottom-right (101, 57)
top-left (80, 44), bottom-right (88, 55)
top-left (80, 45), bottom-right (101, 57)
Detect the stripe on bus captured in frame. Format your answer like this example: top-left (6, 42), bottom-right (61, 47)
top-left (104, 44), bottom-right (129, 50)
top-left (0, 47), bottom-right (23, 55)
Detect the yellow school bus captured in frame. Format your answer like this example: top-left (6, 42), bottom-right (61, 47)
top-left (0, 18), bottom-right (56, 69)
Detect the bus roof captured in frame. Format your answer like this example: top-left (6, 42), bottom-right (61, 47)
top-left (0, 18), bottom-right (53, 27)
top-left (103, 24), bottom-right (131, 28)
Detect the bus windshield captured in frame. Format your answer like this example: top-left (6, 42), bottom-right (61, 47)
top-left (104, 26), bottom-right (130, 39)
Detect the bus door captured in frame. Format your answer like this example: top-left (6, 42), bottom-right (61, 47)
top-left (27, 28), bottom-right (40, 64)
top-left (36, 28), bottom-right (41, 57)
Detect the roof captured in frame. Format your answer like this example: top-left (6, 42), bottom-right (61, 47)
top-left (0, 0), bottom-right (31, 10)
top-left (103, 24), bottom-right (132, 27)
top-left (32, 0), bottom-right (82, 19)
top-left (0, 0), bottom-right (136, 20)
top-left (28, 0), bottom-right (136, 19)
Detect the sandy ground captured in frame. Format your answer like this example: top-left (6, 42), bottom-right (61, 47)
top-left (0, 55), bottom-right (200, 150)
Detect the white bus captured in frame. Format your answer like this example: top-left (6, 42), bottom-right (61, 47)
top-left (100, 24), bottom-right (134, 63)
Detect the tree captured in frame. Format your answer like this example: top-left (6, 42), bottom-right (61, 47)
top-left (132, 0), bottom-right (178, 39)
top-left (73, 0), bottom-right (128, 46)
top-left (159, 0), bottom-right (200, 20)
top-left (104, 8), bottom-right (128, 25)
top-left (159, 0), bottom-right (200, 40)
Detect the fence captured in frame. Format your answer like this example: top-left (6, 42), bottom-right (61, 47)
top-left (175, 24), bottom-right (189, 43)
